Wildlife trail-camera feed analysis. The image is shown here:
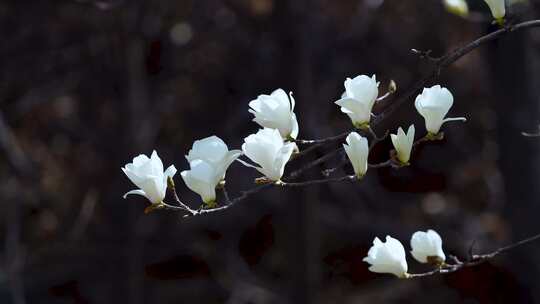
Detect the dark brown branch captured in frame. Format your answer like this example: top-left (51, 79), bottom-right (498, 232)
top-left (279, 175), bottom-right (357, 187)
top-left (410, 49), bottom-right (442, 62)
top-left (369, 160), bottom-right (393, 169)
top-left (289, 147), bottom-right (344, 179)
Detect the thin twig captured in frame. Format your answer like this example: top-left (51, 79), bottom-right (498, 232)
top-left (410, 49), bottom-right (443, 62)
top-left (368, 160), bottom-right (393, 169)
top-left (294, 130), bottom-right (350, 145)
top-left (289, 147), bottom-right (344, 179)
top-left (368, 127), bottom-right (389, 150)
top-left (279, 175), bottom-right (357, 187)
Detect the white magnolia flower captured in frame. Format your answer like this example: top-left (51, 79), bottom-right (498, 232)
top-left (391, 125), bottom-right (415, 164)
top-left (185, 135), bottom-right (241, 180)
top-left (410, 229), bottom-right (446, 264)
top-left (249, 89), bottom-right (299, 140)
top-left (484, 0), bottom-right (505, 21)
top-left (444, 0), bottom-right (469, 17)
top-left (415, 85), bottom-right (466, 135)
top-left (181, 159), bottom-right (221, 204)
top-left (122, 150), bottom-right (177, 204)
top-left (335, 75), bottom-right (379, 128)
top-left (239, 128), bottom-right (297, 181)
top-left (343, 132), bottom-right (369, 178)
top-left (363, 236), bottom-right (408, 278)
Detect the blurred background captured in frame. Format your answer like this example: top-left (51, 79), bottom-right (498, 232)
top-left (1, 0), bottom-right (540, 303)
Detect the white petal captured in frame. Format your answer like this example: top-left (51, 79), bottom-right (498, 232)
top-left (335, 98), bottom-right (372, 125)
top-left (288, 91), bottom-right (295, 111)
top-left (363, 236), bottom-right (408, 278)
top-left (164, 165), bottom-right (177, 179)
top-left (180, 162), bottom-right (218, 204)
top-left (410, 229), bottom-right (445, 263)
top-left (123, 189), bottom-right (147, 200)
top-left (270, 88), bottom-right (291, 110)
top-left (344, 132), bottom-right (369, 176)
top-left (150, 150), bottom-right (164, 175)
top-left (270, 142), bottom-right (296, 181)
top-left (138, 177), bottom-right (166, 204)
top-left (346, 74), bottom-right (379, 108)
top-left (289, 113), bottom-right (299, 139)
top-left (186, 136), bottom-right (228, 164)
top-left (484, 0), bottom-right (505, 19)
top-left (122, 167), bottom-right (145, 188)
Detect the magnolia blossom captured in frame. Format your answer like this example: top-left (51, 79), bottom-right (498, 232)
top-left (249, 89), bottom-right (299, 140)
top-left (122, 150), bottom-right (177, 204)
top-left (484, 0), bottom-right (505, 21)
top-left (239, 128), bottom-right (297, 181)
top-left (410, 229), bottom-right (446, 264)
top-left (363, 236), bottom-right (408, 278)
top-left (185, 135), bottom-right (241, 180)
top-left (343, 132), bottom-right (369, 178)
top-left (415, 85), bottom-right (466, 135)
top-left (181, 159), bottom-right (221, 204)
top-left (391, 125), bottom-right (415, 164)
top-left (444, 0), bottom-right (469, 17)
top-left (335, 75), bottom-right (379, 128)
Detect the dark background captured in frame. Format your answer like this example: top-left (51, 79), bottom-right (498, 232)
top-left (1, 0), bottom-right (540, 303)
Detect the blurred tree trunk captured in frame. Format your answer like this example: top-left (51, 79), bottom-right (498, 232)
top-left (490, 17), bottom-right (540, 296)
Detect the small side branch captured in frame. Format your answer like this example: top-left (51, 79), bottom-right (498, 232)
top-left (279, 175), bottom-right (357, 187)
top-left (294, 131), bottom-right (350, 145)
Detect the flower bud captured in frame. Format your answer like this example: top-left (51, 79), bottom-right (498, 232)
top-left (484, 0), bottom-right (505, 22)
top-left (410, 229), bottom-right (446, 265)
top-left (363, 236), bottom-right (408, 278)
top-left (181, 159), bottom-right (221, 205)
top-left (335, 75), bottom-right (379, 129)
top-left (390, 125), bottom-right (415, 165)
top-left (415, 85), bottom-right (466, 135)
top-left (343, 132), bottom-right (369, 178)
top-left (185, 135), bottom-right (241, 181)
top-left (249, 89), bottom-right (299, 140)
top-left (444, 0), bottom-right (469, 17)
top-left (122, 150), bottom-right (177, 205)
top-left (239, 128), bottom-right (297, 181)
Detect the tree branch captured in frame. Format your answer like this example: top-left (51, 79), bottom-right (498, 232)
top-left (373, 20), bottom-right (540, 127)
top-left (279, 175), bottom-right (357, 187)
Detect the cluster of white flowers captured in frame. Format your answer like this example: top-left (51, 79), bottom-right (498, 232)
top-left (121, 73), bottom-right (465, 209)
top-left (339, 81), bottom-right (465, 178)
top-left (122, 86), bottom-right (300, 207)
top-left (363, 229), bottom-right (446, 278)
